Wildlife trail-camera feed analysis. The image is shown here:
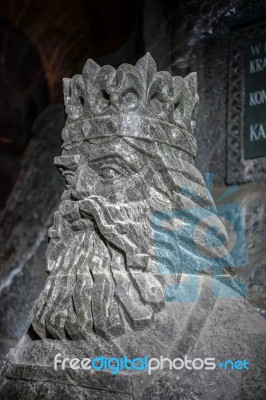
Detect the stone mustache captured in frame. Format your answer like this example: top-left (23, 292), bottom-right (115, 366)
top-left (30, 53), bottom-right (238, 341)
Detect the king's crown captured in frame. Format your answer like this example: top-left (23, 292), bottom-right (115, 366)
top-left (62, 53), bottom-right (199, 157)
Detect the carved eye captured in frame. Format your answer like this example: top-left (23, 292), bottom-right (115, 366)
top-left (100, 167), bottom-right (121, 180)
top-left (90, 158), bottom-right (126, 182)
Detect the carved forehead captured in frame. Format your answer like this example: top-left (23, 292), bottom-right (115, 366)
top-left (62, 114), bottom-right (197, 157)
top-left (86, 140), bottom-right (146, 173)
top-left (57, 138), bottom-right (147, 182)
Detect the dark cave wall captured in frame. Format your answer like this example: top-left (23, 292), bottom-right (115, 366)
top-left (143, 0), bottom-right (266, 312)
top-left (0, 17), bottom-right (49, 210)
top-left (0, 0), bottom-right (144, 360)
top-left (143, 0), bottom-right (266, 181)
top-left (0, 0), bottom-right (144, 210)
top-left (0, 0), bottom-right (143, 104)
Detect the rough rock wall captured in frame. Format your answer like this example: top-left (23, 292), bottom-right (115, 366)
top-left (143, 0), bottom-right (266, 314)
top-left (0, 106), bottom-right (65, 361)
top-left (144, 0), bottom-right (266, 180)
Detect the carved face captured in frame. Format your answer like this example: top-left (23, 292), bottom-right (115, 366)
top-left (73, 138), bottom-right (150, 203)
top-left (47, 132), bottom-right (170, 272)
top-left (33, 132), bottom-right (167, 341)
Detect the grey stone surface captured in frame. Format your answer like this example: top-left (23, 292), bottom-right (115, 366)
top-left (141, 0), bottom-right (266, 317)
top-left (0, 53), bottom-right (266, 399)
top-left (213, 182), bottom-right (266, 316)
top-left (143, 0), bottom-right (266, 182)
top-left (0, 105), bottom-right (64, 356)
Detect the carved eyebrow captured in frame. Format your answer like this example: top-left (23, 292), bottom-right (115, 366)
top-left (88, 155), bottom-right (141, 175)
top-left (87, 147), bottom-right (142, 171)
top-left (54, 155), bottom-right (81, 171)
top-left (89, 154), bottom-right (125, 164)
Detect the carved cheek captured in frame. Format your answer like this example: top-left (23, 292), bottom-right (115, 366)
top-left (70, 164), bottom-right (99, 199)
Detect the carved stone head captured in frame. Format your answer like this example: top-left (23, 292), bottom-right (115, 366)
top-left (31, 54), bottom-right (237, 341)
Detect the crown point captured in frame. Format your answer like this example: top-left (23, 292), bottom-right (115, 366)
top-left (136, 52), bottom-right (156, 67)
top-left (135, 52), bottom-right (157, 81)
top-left (82, 59), bottom-right (101, 80)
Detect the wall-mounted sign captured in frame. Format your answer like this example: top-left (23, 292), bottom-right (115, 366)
top-left (244, 35), bottom-right (266, 159)
top-left (227, 20), bottom-right (266, 183)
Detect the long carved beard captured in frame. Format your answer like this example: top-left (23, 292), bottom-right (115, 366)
top-left (31, 194), bottom-right (166, 341)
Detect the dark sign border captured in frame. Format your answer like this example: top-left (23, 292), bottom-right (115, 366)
top-left (227, 19), bottom-right (266, 183)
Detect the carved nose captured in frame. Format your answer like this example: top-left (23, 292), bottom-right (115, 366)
top-left (54, 155), bottom-right (81, 172)
top-left (54, 155), bottom-right (81, 184)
